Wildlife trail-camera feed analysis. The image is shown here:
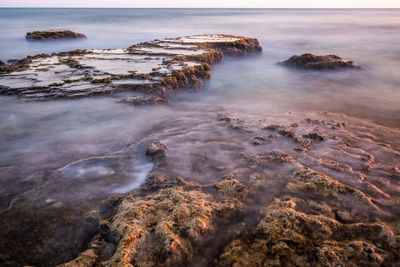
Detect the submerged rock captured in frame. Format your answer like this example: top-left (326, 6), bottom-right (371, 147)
top-left (0, 204), bottom-right (100, 266)
top-left (119, 95), bottom-right (168, 106)
top-left (0, 34), bottom-right (262, 100)
top-left (302, 130), bottom-right (327, 141)
top-left (145, 141), bottom-right (168, 156)
top-left (26, 30), bottom-right (87, 41)
top-left (280, 53), bottom-right (358, 70)
top-left (3, 110), bottom-right (398, 266)
top-left (144, 141), bottom-right (169, 168)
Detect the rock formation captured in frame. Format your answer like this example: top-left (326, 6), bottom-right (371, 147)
top-left (1, 35), bottom-right (399, 267)
top-left (25, 30), bottom-right (87, 41)
top-left (0, 35), bottom-right (262, 100)
top-left (58, 111), bottom-right (400, 267)
top-left (120, 95), bottom-right (168, 106)
top-left (280, 53), bottom-right (358, 70)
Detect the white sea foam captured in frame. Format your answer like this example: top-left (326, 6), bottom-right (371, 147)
top-left (111, 160), bottom-right (154, 194)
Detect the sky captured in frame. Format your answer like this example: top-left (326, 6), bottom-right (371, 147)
top-left (1, 0), bottom-right (400, 8)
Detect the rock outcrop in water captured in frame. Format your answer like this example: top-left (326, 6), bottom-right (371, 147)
top-left (0, 35), bottom-right (262, 100)
top-left (25, 30), bottom-right (87, 41)
top-left (280, 53), bottom-right (358, 70)
top-left (120, 95), bottom-right (169, 106)
top-left (59, 111), bottom-right (400, 267)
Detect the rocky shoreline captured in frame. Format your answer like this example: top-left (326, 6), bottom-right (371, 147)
top-left (0, 34), bottom-right (261, 100)
top-left (1, 105), bottom-right (399, 266)
top-left (0, 34), bottom-right (399, 267)
top-left (57, 111), bottom-right (400, 267)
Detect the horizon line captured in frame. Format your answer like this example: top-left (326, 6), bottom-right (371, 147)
top-left (1, 7), bottom-right (400, 9)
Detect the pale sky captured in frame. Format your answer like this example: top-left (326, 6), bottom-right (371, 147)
top-left (1, 0), bottom-right (400, 8)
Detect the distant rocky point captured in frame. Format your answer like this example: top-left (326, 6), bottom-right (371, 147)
top-left (25, 30), bottom-right (86, 41)
top-left (280, 53), bottom-right (358, 70)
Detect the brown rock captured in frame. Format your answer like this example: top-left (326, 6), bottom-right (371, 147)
top-left (303, 131), bottom-right (327, 141)
top-left (263, 124), bottom-right (281, 130)
top-left (120, 95), bottom-right (169, 106)
top-left (216, 198), bottom-right (393, 267)
top-left (279, 129), bottom-right (300, 142)
top-left (156, 176), bottom-right (167, 183)
top-left (280, 53), bottom-right (358, 70)
top-left (176, 177), bottom-right (187, 185)
top-left (145, 141), bottom-right (168, 156)
top-left (26, 30), bottom-right (87, 41)
top-left (336, 210), bottom-right (353, 223)
top-left (287, 168), bottom-right (373, 206)
top-left (1, 35), bottom-right (262, 99)
top-left (101, 186), bottom-right (243, 266)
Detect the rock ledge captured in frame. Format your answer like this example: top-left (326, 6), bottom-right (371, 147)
top-left (0, 34), bottom-right (261, 100)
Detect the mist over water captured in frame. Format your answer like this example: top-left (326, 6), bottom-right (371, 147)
top-left (1, 8), bottom-right (400, 265)
top-left (2, 8), bottom-right (399, 125)
top-left (1, 7), bottom-right (399, 203)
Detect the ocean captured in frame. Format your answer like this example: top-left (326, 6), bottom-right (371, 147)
top-left (1, 8), bottom-right (400, 265)
top-left (1, 8), bottom-right (400, 126)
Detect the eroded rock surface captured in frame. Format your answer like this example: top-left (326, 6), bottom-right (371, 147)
top-left (59, 111), bottom-right (400, 267)
top-left (26, 30), bottom-right (87, 41)
top-left (120, 95), bottom-right (168, 106)
top-left (280, 53), bottom-right (358, 70)
top-left (0, 34), bottom-right (261, 100)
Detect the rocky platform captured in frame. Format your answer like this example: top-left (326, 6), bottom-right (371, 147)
top-left (1, 109), bottom-right (399, 266)
top-left (0, 35), bottom-right (262, 100)
top-left (25, 30), bottom-right (87, 41)
top-left (56, 111), bottom-right (400, 267)
top-left (280, 53), bottom-right (358, 70)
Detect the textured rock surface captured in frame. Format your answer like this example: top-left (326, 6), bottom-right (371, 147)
top-left (26, 30), bottom-right (87, 41)
top-left (280, 53), bottom-right (358, 70)
top-left (0, 34), bottom-right (261, 100)
top-left (57, 111), bottom-right (400, 267)
top-left (120, 95), bottom-right (168, 106)
top-left (216, 198), bottom-right (397, 267)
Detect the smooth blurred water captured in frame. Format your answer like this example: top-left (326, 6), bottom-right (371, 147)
top-left (1, 10), bottom-right (400, 264)
top-left (1, 8), bottom-right (400, 125)
top-left (1, 8), bottom-right (400, 204)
